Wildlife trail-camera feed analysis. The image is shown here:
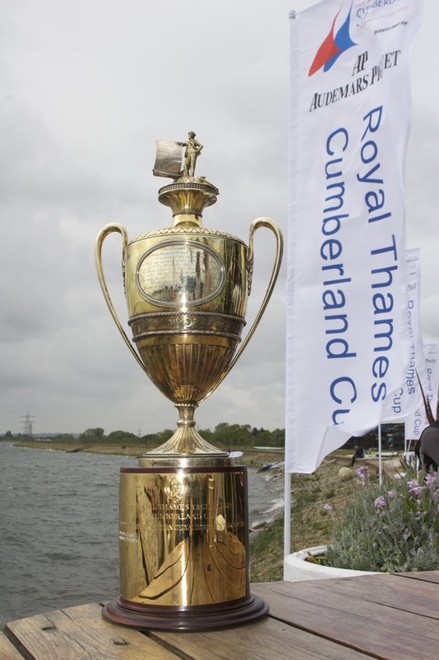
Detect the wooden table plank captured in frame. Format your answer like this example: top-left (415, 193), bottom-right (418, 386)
top-left (396, 571), bottom-right (439, 585)
top-left (4, 575), bottom-right (439, 659)
top-left (5, 603), bottom-right (178, 659)
top-left (148, 615), bottom-right (371, 660)
top-left (252, 579), bottom-right (439, 660)
top-left (306, 573), bottom-right (439, 619)
top-left (0, 630), bottom-right (25, 659)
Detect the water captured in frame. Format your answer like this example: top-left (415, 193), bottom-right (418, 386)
top-left (0, 443), bottom-right (283, 626)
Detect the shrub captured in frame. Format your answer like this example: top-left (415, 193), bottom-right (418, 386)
top-left (324, 466), bottom-right (439, 572)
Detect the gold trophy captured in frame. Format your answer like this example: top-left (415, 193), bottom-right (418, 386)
top-left (95, 133), bottom-right (283, 631)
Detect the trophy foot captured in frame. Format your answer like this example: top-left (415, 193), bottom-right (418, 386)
top-left (148, 425), bottom-right (227, 457)
top-left (102, 594), bottom-right (269, 632)
top-left (144, 403), bottom-right (227, 457)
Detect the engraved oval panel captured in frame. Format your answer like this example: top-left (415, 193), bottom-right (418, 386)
top-left (136, 240), bottom-right (225, 307)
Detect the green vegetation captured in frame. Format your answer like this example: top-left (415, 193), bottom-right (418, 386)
top-left (3, 421), bottom-right (406, 451)
top-left (11, 423), bottom-right (286, 450)
top-left (200, 423), bottom-right (285, 448)
top-left (325, 465), bottom-right (439, 572)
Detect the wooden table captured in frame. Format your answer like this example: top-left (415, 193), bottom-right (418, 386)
top-left (2, 573), bottom-right (438, 659)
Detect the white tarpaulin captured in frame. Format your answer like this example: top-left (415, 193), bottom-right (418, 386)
top-left (286, 0), bottom-right (422, 473)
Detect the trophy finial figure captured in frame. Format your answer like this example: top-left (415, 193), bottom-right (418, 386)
top-left (153, 132), bottom-right (203, 180)
top-left (153, 133), bottom-right (217, 222)
top-left (182, 131), bottom-right (203, 177)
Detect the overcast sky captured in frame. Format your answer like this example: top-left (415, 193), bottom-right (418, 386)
top-left (1, 0), bottom-right (437, 437)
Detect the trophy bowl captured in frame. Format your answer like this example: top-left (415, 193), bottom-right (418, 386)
top-left (95, 135), bottom-right (283, 631)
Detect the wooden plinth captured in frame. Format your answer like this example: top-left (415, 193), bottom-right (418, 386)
top-left (102, 592), bottom-right (268, 632)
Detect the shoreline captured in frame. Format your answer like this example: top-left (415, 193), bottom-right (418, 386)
top-left (11, 439), bottom-right (284, 469)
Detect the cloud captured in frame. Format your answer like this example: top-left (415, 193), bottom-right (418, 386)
top-left (0, 0), bottom-right (437, 437)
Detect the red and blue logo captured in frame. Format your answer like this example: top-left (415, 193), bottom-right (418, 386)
top-left (309, 2), bottom-right (356, 76)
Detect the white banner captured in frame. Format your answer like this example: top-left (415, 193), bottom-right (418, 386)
top-left (382, 248), bottom-right (425, 421)
top-left (286, 0), bottom-right (422, 473)
top-left (404, 340), bottom-right (439, 443)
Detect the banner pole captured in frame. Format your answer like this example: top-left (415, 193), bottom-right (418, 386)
top-left (378, 423), bottom-right (383, 485)
top-left (283, 471), bottom-right (291, 560)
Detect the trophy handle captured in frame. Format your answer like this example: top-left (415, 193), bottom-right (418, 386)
top-left (95, 223), bottom-right (148, 376)
top-left (201, 217), bottom-right (283, 402)
top-left (230, 217), bottom-right (283, 369)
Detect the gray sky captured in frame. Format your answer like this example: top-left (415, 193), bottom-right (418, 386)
top-left (1, 0), bottom-right (438, 437)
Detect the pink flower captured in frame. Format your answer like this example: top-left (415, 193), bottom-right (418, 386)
top-left (408, 480), bottom-right (423, 498)
top-left (355, 465), bottom-right (370, 485)
top-left (374, 496), bottom-right (386, 510)
top-left (425, 473), bottom-right (437, 487)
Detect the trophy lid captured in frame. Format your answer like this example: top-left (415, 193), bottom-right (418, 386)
top-left (153, 133), bottom-right (219, 225)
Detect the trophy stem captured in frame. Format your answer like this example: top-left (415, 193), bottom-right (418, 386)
top-left (143, 403), bottom-right (227, 458)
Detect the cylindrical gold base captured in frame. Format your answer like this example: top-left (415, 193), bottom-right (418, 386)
top-left (103, 463), bottom-right (268, 630)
